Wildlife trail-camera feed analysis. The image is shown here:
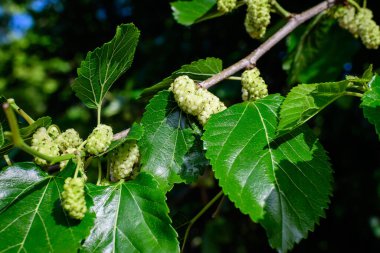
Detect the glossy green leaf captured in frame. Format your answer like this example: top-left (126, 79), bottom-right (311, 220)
top-left (72, 23), bottom-right (140, 109)
top-left (361, 75), bottom-right (380, 139)
top-left (203, 94), bottom-right (332, 252)
top-left (283, 17), bottom-right (359, 84)
top-left (278, 80), bottom-right (350, 135)
top-left (139, 90), bottom-right (206, 191)
top-left (82, 173), bottom-right (179, 253)
top-left (171, 0), bottom-right (216, 26)
top-left (0, 162), bottom-right (94, 253)
top-left (140, 57), bottom-right (222, 100)
top-left (0, 163), bottom-right (48, 210)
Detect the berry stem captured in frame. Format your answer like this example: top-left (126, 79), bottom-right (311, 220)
top-left (363, 0), bottom-right (367, 8)
top-left (271, 0), bottom-right (292, 18)
top-left (96, 159), bottom-right (102, 185)
top-left (97, 105), bottom-right (102, 125)
top-left (347, 0), bottom-right (361, 10)
top-left (226, 76), bottom-right (242, 81)
top-left (7, 98), bottom-right (35, 125)
top-left (181, 191), bottom-right (224, 253)
top-left (3, 155), bottom-right (12, 166)
top-left (344, 91), bottom-right (364, 97)
top-left (200, 0), bottom-right (338, 89)
top-left (3, 103), bottom-right (76, 165)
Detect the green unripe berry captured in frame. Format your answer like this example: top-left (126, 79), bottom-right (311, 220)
top-left (241, 68), bottom-right (268, 101)
top-left (356, 8), bottom-right (380, 49)
top-left (333, 6), bottom-right (359, 38)
top-left (47, 125), bottom-right (60, 139)
top-left (85, 124), bottom-right (113, 155)
top-left (61, 177), bottom-right (87, 220)
top-left (244, 0), bottom-right (271, 39)
top-left (31, 127), bottom-right (60, 166)
top-left (56, 128), bottom-right (83, 152)
top-left (170, 75), bottom-right (226, 125)
top-left (332, 6), bottom-right (380, 49)
top-left (217, 0), bottom-right (237, 13)
top-left (109, 142), bottom-right (140, 181)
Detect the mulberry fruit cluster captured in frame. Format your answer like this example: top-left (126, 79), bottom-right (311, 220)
top-left (56, 128), bottom-right (83, 152)
top-left (61, 177), bottom-right (87, 220)
top-left (85, 124), bottom-right (113, 155)
top-left (31, 127), bottom-right (60, 166)
top-left (332, 6), bottom-right (380, 49)
top-left (217, 0), bottom-right (237, 13)
top-left (109, 142), bottom-right (140, 181)
top-left (241, 68), bottom-right (268, 101)
top-left (170, 75), bottom-right (226, 125)
top-left (244, 0), bottom-right (271, 39)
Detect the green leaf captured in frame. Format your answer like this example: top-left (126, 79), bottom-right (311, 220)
top-left (139, 90), bottom-right (206, 191)
top-left (0, 162), bottom-right (48, 210)
top-left (202, 94), bottom-right (332, 252)
top-left (283, 16), bottom-right (359, 84)
top-left (140, 57), bottom-right (222, 100)
top-left (171, 0), bottom-right (216, 26)
top-left (82, 173), bottom-right (179, 253)
top-left (278, 80), bottom-right (350, 134)
top-left (19, 116), bottom-right (52, 137)
top-left (100, 122), bottom-right (144, 156)
top-left (0, 162), bottom-right (95, 253)
top-left (72, 23), bottom-right (140, 109)
top-left (361, 75), bottom-right (380, 139)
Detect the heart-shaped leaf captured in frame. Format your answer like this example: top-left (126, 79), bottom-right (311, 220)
top-left (139, 90), bottom-right (207, 191)
top-left (82, 173), bottom-right (179, 253)
top-left (203, 94), bottom-right (332, 252)
top-left (72, 23), bottom-right (140, 109)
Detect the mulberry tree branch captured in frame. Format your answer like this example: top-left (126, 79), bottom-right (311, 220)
top-left (200, 0), bottom-right (338, 89)
top-left (113, 0), bottom-right (338, 141)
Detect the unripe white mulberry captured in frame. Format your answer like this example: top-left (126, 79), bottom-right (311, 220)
top-left (85, 124), bottom-right (113, 155)
top-left (332, 6), bottom-right (380, 49)
top-left (356, 8), bottom-right (380, 49)
top-left (56, 128), bottom-right (83, 152)
top-left (61, 177), bottom-right (87, 220)
top-left (333, 6), bottom-right (359, 38)
top-left (170, 75), bottom-right (226, 125)
top-left (31, 127), bottom-right (60, 166)
top-left (217, 0), bottom-right (237, 13)
top-left (241, 68), bottom-right (268, 101)
top-left (47, 125), bottom-right (60, 139)
top-left (109, 142), bottom-right (140, 181)
top-left (244, 0), bottom-right (271, 39)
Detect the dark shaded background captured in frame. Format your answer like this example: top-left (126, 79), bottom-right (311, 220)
top-left (0, 0), bottom-right (380, 252)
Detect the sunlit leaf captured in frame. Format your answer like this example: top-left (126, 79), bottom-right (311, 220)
top-left (0, 162), bottom-right (94, 253)
top-left (278, 80), bottom-right (349, 135)
top-left (82, 173), bottom-right (179, 253)
top-left (72, 23), bottom-right (140, 109)
top-left (203, 94), bottom-right (332, 252)
top-left (139, 90), bottom-right (206, 191)
top-left (361, 75), bottom-right (380, 139)
top-left (171, 0), bottom-right (216, 26)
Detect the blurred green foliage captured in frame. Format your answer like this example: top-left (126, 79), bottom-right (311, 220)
top-left (0, 0), bottom-right (380, 252)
